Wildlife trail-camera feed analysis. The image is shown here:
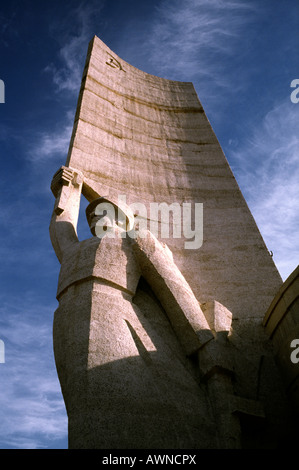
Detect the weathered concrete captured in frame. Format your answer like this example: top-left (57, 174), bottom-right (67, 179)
top-left (263, 265), bottom-right (299, 415)
top-left (50, 168), bottom-right (218, 448)
top-left (49, 36), bottom-right (294, 449)
top-left (66, 36), bottom-right (282, 328)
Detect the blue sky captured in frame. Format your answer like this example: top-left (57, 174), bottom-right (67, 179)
top-left (0, 0), bottom-right (298, 449)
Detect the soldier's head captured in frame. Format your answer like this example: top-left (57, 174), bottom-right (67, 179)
top-left (86, 197), bottom-right (134, 238)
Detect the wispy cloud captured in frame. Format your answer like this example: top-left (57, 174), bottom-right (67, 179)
top-left (0, 11), bottom-right (18, 48)
top-left (144, 0), bottom-right (256, 95)
top-left (136, 0), bottom-right (297, 281)
top-left (0, 297), bottom-right (67, 449)
top-left (27, 2), bottom-right (105, 181)
top-left (45, 1), bottom-right (104, 93)
top-left (229, 100), bottom-right (299, 280)
top-left (28, 118), bottom-right (73, 163)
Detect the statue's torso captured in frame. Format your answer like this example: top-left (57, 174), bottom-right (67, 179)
top-left (57, 235), bottom-right (141, 299)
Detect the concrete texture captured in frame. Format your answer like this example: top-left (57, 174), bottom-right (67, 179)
top-left (263, 265), bottom-right (299, 416)
top-left (49, 36), bottom-right (296, 449)
top-left (66, 36), bottom-right (282, 327)
top-left (50, 171), bottom-right (217, 448)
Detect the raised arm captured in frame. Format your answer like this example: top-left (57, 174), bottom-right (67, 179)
top-left (133, 229), bottom-right (214, 356)
top-left (49, 166), bottom-right (83, 263)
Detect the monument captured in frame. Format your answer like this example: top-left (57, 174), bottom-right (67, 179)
top-left (50, 36), bottom-right (298, 448)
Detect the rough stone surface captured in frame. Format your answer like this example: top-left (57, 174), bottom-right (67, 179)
top-left (263, 265), bottom-right (299, 416)
top-left (201, 300), bottom-right (232, 336)
top-left (51, 173), bottom-right (217, 448)
top-left (49, 36), bottom-right (295, 449)
top-left (66, 36), bottom-right (282, 326)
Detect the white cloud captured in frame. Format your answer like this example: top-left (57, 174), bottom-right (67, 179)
top-left (45, 1), bottom-right (104, 93)
top-left (26, 107), bottom-right (75, 164)
top-left (229, 100), bottom-right (299, 281)
top-left (28, 122), bottom-right (73, 163)
top-left (144, 0), bottom-right (256, 92)
top-left (28, 2), bottom-right (105, 167)
top-left (0, 299), bottom-right (67, 448)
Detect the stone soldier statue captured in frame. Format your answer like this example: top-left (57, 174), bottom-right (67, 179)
top-left (50, 166), bottom-right (240, 449)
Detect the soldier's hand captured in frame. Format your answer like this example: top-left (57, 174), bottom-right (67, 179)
top-left (51, 166), bottom-right (83, 197)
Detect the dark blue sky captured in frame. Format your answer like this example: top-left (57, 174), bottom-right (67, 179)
top-left (0, 0), bottom-right (298, 449)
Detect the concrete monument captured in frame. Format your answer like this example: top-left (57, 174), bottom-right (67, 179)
top-left (50, 36), bottom-right (298, 448)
